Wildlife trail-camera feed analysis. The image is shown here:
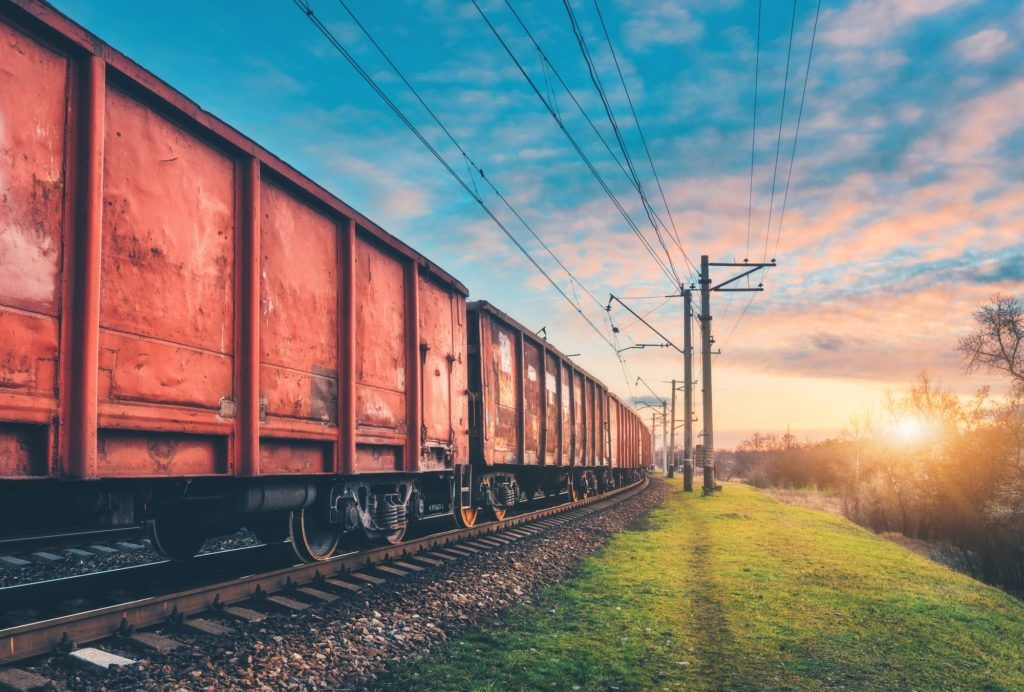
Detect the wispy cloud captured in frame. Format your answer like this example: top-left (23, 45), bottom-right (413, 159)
top-left (621, 2), bottom-right (704, 52)
top-left (820, 0), bottom-right (976, 47)
top-left (954, 28), bottom-right (1013, 63)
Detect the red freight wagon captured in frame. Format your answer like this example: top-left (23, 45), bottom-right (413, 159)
top-left (0, 0), bottom-right (468, 561)
top-left (460, 302), bottom-right (644, 526)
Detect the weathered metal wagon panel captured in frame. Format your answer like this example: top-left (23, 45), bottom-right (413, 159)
top-left (258, 181), bottom-right (338, 474)
top-left (608, 398), bottom-right (619, 468)
top-left (544, 351), bottom-right (560, 465)
top-left (522, 338), bottom-right (542, 464)
top-left (418, 275), bottom-right (467, 471)
top-left (559, 366), bottom-right (572, 465)
top-left (572, 371), bottom-right (585, 466)
top-left (353, 236), bottom-right (408, 473)
top-left (98, 87), bottom-right (236, 477)
top-left (589, 380), bottom-right (597, 465)
top-left (0, 17), bottom-right (68, 478)
top-left (474, 311), bottom-right (514, 465)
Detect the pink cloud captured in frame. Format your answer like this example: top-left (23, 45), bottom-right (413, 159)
top-left (821, 0), bottom-right (976, 47)
top-left (954, 28), bottom-right (1013, 63)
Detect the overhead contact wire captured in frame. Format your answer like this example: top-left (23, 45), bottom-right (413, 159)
top-left (334, 0), bottom-right (607, 316)
top-left (292, 0), bottom-right (618, 351)
top-left (471, 0), bottom-right (679, 288)
top-left (504, 0), bottom-right (692, 281)
top-left (562, 0), bottom-right (681, 286)
top-left (745, 0), bottom-right (762, 260)
top-left (762, 0), bottom-right (798, 264)
top-left (592, 0), bottom-right (694, 277)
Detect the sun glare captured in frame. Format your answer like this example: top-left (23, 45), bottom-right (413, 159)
top-left (891, 417), bottom-right (931, 443)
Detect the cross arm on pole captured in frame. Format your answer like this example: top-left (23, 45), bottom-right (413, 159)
top-left (710, 262), bottom-right (773, 291)
top-left (607, 294), bottom-right (684, 353)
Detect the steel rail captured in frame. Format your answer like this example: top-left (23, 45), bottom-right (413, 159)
top-left (0, 477), bottom-right (648, 664)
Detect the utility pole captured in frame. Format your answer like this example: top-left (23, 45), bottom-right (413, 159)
top-left (650, 412), bottom-right (657, 471)
top-left (682, 290), bottom-right (694, 492)
top-left (699, 256), bottom-right (715, 495)
top-left (669, 379), bottom-right (677, 477)
top-left (661, 400), bottom-right (668, 474)
top-left (698, 254), bottom-right (775, 496)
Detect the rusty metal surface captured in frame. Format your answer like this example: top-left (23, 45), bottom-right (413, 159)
top-left (522, 339), bottom-right (541, 463)
top-left (0, 17), bottom-right (68, 478)
top-left (1, 2), bottom-right (468, 297)
top-left (559, 365), bottom-right (572, 466)
top-left (607, 393), bottom-right (615, 466)
top-left (96, 87), bottom-right (236, 477)
top-left (352, 236), bottom-right (408, 472)
top-left (544, 352), bottom-right (559, 464)
top-left (259, 182), bottom-right (338, 427)
top-left (481, 316), bottom-right (518, 464)
top-left (417, 276), bottom-right (466, 471)
top-left (0, 477), bottom-right (647, 665)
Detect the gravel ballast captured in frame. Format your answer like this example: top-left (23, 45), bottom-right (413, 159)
top-left (21, 478), bottom-right (667, 690)
top-left (0, 531), bottom-right (262, 588)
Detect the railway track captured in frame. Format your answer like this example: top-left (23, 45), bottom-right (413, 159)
top-left (0, 478), bottom-right (647, 671)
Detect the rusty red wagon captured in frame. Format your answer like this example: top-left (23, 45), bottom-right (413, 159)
top-left (0, 0), bottom-right (649, 562)
top-left (456, 302), bottom-right (647, 526)
top-left (0, 0), bottom-right (472, 561)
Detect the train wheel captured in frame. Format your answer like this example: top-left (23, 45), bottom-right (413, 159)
top-left (146, 519), bottom-right (205, 562)
top-left (289, 508), bottom-right (340, 562)
top-left (492, 508), bottom-right (507, 521)
top-left (455, 505), bottom-right (479, 528)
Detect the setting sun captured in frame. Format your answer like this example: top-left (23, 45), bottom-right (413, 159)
top-left (891, 416), bottom-right (934, 444)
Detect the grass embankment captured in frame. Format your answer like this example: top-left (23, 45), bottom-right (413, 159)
top-left (380, 479), bottom-right (1024, 690)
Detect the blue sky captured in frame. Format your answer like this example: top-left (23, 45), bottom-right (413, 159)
top-left (55, 0), bottom-right (1024, 446)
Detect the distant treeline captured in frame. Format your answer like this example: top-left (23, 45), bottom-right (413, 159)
top-left (722, 295), bottom-right (1024, 597)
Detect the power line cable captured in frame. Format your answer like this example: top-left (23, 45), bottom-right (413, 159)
top-left (772, 0), bottom-right (821, 261)
top-left (502, 0), bottom-right (695, 283)
top-left (334, 0), bottom-right (609, 316)
top-left (472, 0), bottom-right (679, 288)
top-left (592, 0), bottom-right (693, 276)
top-left (745, 0), bottom-right (762, 261)
top-left (292, 0), bottom-right (619, 354)
top-left (724, 1), bottom-right (822, 346)
top-left (562, 0), bottom-right (681, 286)
top-left (762, 0), bottom-right (798, 263)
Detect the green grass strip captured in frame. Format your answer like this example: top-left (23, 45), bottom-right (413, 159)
top-left (380, 479), bottom-right (1024, 690)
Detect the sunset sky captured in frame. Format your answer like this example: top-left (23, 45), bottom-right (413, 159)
top-left (56, 0), bottom-right (1024, 448)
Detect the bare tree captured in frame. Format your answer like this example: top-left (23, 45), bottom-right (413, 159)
top-left (957, 294), bottom-right (1024, 394)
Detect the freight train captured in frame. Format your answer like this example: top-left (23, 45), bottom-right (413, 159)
top-left (0, 0), bottom-right (652, 563)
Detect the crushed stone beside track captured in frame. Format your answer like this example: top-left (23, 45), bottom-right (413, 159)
top-left (30, 478), bottom-right (667, 691)
top-left (0, 531), bottom-right (262, 588)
